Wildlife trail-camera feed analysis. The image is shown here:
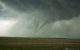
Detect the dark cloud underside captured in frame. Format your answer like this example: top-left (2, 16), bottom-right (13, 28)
top-left (1, 0), bottom-right (80, 28)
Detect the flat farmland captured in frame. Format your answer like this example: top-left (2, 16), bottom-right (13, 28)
top-left (0, 37), bottom-right (80, 50)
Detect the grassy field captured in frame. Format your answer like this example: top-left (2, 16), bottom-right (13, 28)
top-left (0, 37), bottom-right (80, 50)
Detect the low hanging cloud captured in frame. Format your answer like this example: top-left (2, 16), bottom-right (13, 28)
top-left (0, 0), bottom-right (80, 38)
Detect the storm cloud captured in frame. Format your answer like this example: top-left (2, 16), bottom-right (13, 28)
top-left (0, 0), bottom-right (80, 38)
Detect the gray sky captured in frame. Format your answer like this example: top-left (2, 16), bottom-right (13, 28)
top-left (0, 0), bottom-right (80, 39)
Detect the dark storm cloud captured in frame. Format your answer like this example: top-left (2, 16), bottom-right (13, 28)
top-left (1, 0), bottom-right (80, 30)
top-left (0, 0), bottom-right (80, 38)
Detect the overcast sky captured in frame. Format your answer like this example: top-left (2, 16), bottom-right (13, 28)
top-left (0, 0), bottom-right (80, 39)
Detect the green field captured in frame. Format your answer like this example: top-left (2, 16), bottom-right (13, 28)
top-left (0, 37), bottom-right (80, 50)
